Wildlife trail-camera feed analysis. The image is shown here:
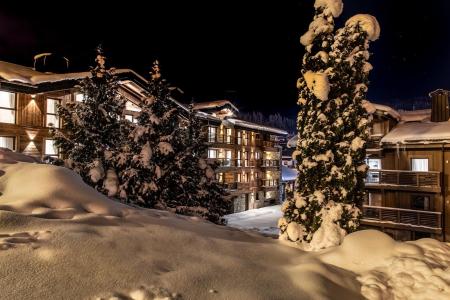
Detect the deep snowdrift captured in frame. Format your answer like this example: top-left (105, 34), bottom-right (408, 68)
top-left (0, 149), bottom-right (449, 300)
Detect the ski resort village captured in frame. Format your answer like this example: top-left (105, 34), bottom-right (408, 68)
top-left (0, 0), bottom-right (449, 299)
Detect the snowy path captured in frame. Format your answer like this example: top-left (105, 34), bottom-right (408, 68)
top-left (224, 205), bottom-right (282, 237)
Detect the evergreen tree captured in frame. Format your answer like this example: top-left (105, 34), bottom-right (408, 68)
top-left (279, 0), bottom-right (343, 245)
top-left (175, 104), bottom-right (230, 223)
top-left (279, 1), bottom-right (380, 249)
top-left (51, 47), bottom-right (127, 196)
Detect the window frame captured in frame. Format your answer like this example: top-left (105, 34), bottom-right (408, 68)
top-left (0, 135), bottom-right (16, 151)
top-left (44, 138), bottom-right (59, 157)
top-left (0, 91), bottom-right (17, 124)
top-left (46, 98), bottom-right (61, 128)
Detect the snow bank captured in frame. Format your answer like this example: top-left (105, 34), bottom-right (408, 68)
top-left (362, 101), bottom-right (401, 120)
top-left (346, 14), bottom-right (381, 41)
top-left (319, 230), bottom-right (450, 300)
top-left (314, 0), bottom-right (344, 17)
top-left (0, 150), bottom-right (448, 300)
top-left (399, 109), bottom-right (431, 122)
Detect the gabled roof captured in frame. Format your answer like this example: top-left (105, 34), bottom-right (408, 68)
top-left (193, 100), bottom-right (239, 112)
top-left (224, 118), bottom-right (288, 135)
top-left (0, 60), bottom-right (147, 86)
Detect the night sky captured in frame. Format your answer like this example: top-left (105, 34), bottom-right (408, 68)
top-left (1, 0), bottom-right (450, 118)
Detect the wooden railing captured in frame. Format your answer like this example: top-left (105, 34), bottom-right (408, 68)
top-left (362, 205), bottom-right (442, 229)
top-left (261, 159), bottom-right (280, 167)
top-left (207, 135), bottom-right (279, 147)
top-left (366, 169), bottom-right (440, 188)
top-left (260, 179), bottom-right (279, 188)
top-left (207, 158), bottom-right (262, 168)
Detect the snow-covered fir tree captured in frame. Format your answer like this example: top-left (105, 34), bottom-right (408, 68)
top-left (175, 104), bottom-right (230, 223)
top-left (52, 47), bottom-right (127, 196)
top-left (279, 0), bottom-right (380, 250)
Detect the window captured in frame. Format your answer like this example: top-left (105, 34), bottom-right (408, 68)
top-left (75, 93), bottom-right (85, 102)
top-left (236, 131), bottom-right (242, 145)
top-left (255, 151), bottom-right (261, 160)
top-left (411, 158), bottom-right (428, 171)
top-left (236, 173), bottom-right (241, 182)
top-left (225, 128), bottom-right (232, 144)
top-left (0, 91), bottom-right (16, 124)
top-left (44, 139), bottom-right (59, 156)
top-left (125, 114), bottom-right (138, 123)
top-left (0, 136), bottom-right (15, 150)
top-left (46, 98), bottom-right (60, 128)
top-left (411, 195), bottom-right (430, 210)
top-left (208, 149), bottom-right (217, 159)
top-left (125, 101), bottom-right (141, 112)
top-left (216, 173), bottom-right (224, 183)
top-left (208, 127), bottom-right (217, 143)
top-left (366, 158), bottom-right (381, 170)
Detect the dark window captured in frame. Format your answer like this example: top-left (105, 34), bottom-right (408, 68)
top-left (411, 195), bottom-right (430, 210)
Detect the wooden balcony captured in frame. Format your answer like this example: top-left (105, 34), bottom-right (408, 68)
top-left (260, 179), bottom-right (279, 190)
top-left (261, 159), bottom-right (280, 168)
top-left (366, 169), bottom-right (441, 192)
top-left (361, 205), bottom-right (442, 234)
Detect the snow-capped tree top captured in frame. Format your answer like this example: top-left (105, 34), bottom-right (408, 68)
top-left (314, 0), bottom-right (343, 18)
top-left (151, 60), bottom-right (161, 80)
top-left (345, 14), bottom-right (380, 41)
top-left (300, 16), bottom-right (334, 46)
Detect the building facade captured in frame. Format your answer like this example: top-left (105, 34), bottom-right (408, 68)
top-left (0, 61), bottom-right (287, 214)
top-left (193, 101), bottom-right (287, 213)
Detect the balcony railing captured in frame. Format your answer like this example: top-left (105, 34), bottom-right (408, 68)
top-left (362, 205), bottom-right (442, 230)
top-left (208, 158), bottom-right (262, 168)
top-left (261, 159), bottom-right (280, 167)
top-left (260, 179), bottom-right (279, 188)
top-left (366, 169), bottom-right (440, 189)
top-left (207, 135), bottom-right (279, 148)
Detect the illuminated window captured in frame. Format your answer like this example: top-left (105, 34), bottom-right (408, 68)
top-left (75, 93), bottom-right (85, 102)
top-left (125, 114), bottom-right (138, 123)
top-left (366, 158), bottom-right (381, 169)
top-left (208, 149), bottom-right (217, 158)
top-left (208, 127), bottom-right (217, 142)
top-left (125, 101), bottom-right (141, 112)
top-left (0, 136), bottom-right (15, 150)
top-left (411, 158), bottom-right (428, 171)
top-left (0, 91), bottom-right (16, 124)
top-left (44, 139), bottom-right (59, 156)
top-left (46, 98), bottom-right (60, 128)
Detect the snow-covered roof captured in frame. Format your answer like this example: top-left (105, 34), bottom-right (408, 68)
top-left (225, 118), bottom-right (288, 135)
top-left (362, 101), bottom-right (401, 121)
top-left (282, 166), bottom-right (298, 182)
top-left (0, 60), bottom-right (147, 86)
top-left (381, 121), bottom-right (450, 144)
top-left (193, 100), bottom-right (239, 112)
top-left (398, 109), bottom-right (431, 123)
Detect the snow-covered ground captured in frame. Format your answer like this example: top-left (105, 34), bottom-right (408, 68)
top-left (224, 205), bottom-right (282, 236)
top-left (0, 149), bottom-right (449, 300)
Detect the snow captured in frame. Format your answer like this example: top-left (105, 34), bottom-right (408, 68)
top-left (224, 118), bottom-right (288, 135)
top-left (0, 150), bottom-right (449, 300)
top-left (158, 142), bottom-right (173, 155)
top-left (345, 14), bottom-right (381, 41)
top-left (381, 120), bottom-right (450, 144)
top-left (0, 60), bottom-right (147, 85)
top-left (303, 71), bottom-right (330, 101)
top-left (89, 160), bottom-right (105, 183)
top-left (362, 101), bottom-right (401, 121)
top-left (224, 205), bottom-right (282, 236)
top-left (314, 0), bottom-right (344, 17)
top-left (282, 165), bottom-right (298, 181)
top-left (193, 100), bottom-right (239, 112)
top-left (399, 109), bottom-right (431, 122)
top-left (103, 169), bottom-right (119, 197)
top-left (300, 16), bottom-right (334, 46)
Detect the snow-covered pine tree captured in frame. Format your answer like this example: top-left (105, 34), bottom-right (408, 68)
top-left (326, 14), bottom-right (381, 232)
top-left (175, 103), bottom-right (230, 223)
top-left (279, 0), bottom-right (344, 245)
top-left (125, 61), bottom-right (185, 208)
top-left (52, 46), bottom-right (127, 196)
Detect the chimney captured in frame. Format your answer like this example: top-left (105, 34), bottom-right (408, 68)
top-left (430, 89), bottom-right (450, 122)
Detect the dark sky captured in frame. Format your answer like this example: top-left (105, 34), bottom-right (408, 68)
top-left (1, 1), bottom-right (449, 118)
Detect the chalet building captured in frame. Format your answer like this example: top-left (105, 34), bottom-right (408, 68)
top-left (0, 61), bottom-right (287, 214)
top-left (288, 93), bottom-right (450, 241)
top-left (193, 100), bottom-right (288, 212)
